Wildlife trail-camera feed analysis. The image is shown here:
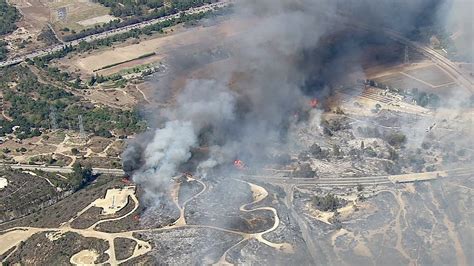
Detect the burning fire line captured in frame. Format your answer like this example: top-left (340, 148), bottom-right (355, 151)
top-left (234, 159), bottom-right (246, 170)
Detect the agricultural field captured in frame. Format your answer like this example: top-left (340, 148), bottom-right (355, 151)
top-left (370, 62), bottom-right (457, 93)
top-left (403, 64), bottom-right (455, 87)
top-left (9, 0), bottom-right (114, 35)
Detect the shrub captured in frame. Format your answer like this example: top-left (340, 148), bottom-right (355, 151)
top-left (312, 194), bottom-right (342, 211)
top-left (385, 132), bottom-right (407, 146)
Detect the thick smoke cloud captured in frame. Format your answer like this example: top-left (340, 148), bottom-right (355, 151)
top-left (440, 0), bottom-right (474, 61)
top-left (128, 79), bottom-right (236, 199)
top-left (123, 0), bottom-right (464, 198)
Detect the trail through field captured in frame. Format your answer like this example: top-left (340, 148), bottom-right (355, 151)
top-left (1, 177), bottom-right (292, 264)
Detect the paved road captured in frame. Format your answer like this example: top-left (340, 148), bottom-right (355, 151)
top-left (4, 1), bottom-right (470, 96)
top-left (3, 163), bottom-right (470, 184)
top-left (0, 1), bottom-right (229, 68)
top-left (2, 164), bottom-right (125, 176)
top-left (245, 174), bottom-right (392, 186)
top-left (244, 167), bottom-right (473, 187)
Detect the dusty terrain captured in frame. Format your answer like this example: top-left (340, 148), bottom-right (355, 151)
top-left (293, 175), bottom-right (473, 265)
top-left (47, 0), bottom-right (112, 33)
top-left (9, 0), bottom-right (50, 35)
top-left (58, 18), bottom-right (250, 75)
top-left (0, 173), bottom-right (308, 264)
top-left (0, 5), bottom-right (472, 265)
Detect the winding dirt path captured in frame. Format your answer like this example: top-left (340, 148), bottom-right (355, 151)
top-left (89, 194), bottom-right (140, 230)
top-left (240, 182), bottom-right (293, 252)
top-left (1, 178), bottom-right (293, 265)
top-left (214, 181), bottom-right (294, 264)
top-left (170, 176), bottom-right (207, 227)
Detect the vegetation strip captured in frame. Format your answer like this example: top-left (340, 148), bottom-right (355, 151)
top-left (94, 52), bottom-right (156, 72)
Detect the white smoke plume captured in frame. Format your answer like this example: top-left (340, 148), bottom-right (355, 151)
top-left (130, 79), bottom-right (236, 198)
top-left (123, 0), bottom-right (472, 199)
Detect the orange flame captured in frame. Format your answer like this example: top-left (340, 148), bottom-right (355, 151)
top-left (234, 159), bottom-right (245, 170)
top-left (310, 98), bottom-right (318, 108)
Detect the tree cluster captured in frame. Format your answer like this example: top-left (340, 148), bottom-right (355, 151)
top-left (411, 88), bottom-right (440, 108)
top-left (0, 66), bottom-right (146, 138)
top-left (312, 194), bottom-right (343, 212)
top-left (70, 163), bottom-right (94, 190)
top-left (293, 163), bottom-right (316, 178)
top-left (0, 0), bottom-right (20, 35)
top-left (384, 131), bottom-right (407, 147)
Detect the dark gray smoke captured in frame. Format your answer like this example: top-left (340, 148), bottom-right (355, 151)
top-left (123, 0), bottom-right (467, 198)
top-left (439, 0), bottom-right (474, 61)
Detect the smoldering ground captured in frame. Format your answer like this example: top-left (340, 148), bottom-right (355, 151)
top-left (123, 0), bottom-right (462, 193)
top-left (120, 0), bottom-right (473, 264)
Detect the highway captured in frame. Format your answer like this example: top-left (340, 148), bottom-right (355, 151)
top-left (2, 1), bottom-right (471, 95)
top-left (243, 167), bottom-right (473, 187)
top-left (0, 1), bottom-right (229, 68)
top-left (2, 164), bottom-right (125, 176)
top-left (3, 162), bottom-right (470, 184)
top-left (245, 175), bottom-right (392, 187)
top-left (350, 22), bottom-right (473, 93)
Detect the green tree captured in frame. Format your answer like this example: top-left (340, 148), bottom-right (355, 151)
top-left (312, 194), bottom-right (341, 212)
top-left (0, 0), bottom-right (20, 35)
top-left (386, 132), bottom-right (407, 147)
top-left (71, 148), bottom-right (80, 155)
top-left (71, 163), bottom-right (94, 189)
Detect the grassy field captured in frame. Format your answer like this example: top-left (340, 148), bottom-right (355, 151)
top-left (373, 63), bottom-right (456, 92)
top-left (403, 65), bottom-right (455, 87)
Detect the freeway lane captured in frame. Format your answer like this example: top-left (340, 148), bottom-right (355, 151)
top-left (2, 163), bottom-right (471, 185)
top-left (0, 1), bottom-right (229, 68)
top-left (3, 0), bottom-right (472, 95)
top-left (2, 164), bottom-right (125, 176)
top-left (244, 167), bottom-right (473, 187)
